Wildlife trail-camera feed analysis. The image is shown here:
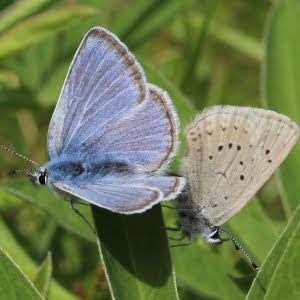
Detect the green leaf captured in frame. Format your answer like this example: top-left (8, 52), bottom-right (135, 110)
top-left (92, 205), bottom-right (179, 300)
top-left (0, 248), bottom-right (43, 300)
top-left (0, 6), bottom-right (97, 59)
top-left (0, 215), bottom-right (78, 300)
top-left (33, 252), bottom-right (52, 299)
top-left (0, 181), bottom-right (95, 242)
top-left (263, 0), bottom-right (300, 215)
top-left (0, 0), bottom-right (51, 33)
top-left (246, 203), bottom-right (300, 300)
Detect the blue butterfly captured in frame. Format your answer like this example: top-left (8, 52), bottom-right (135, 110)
top-left (27, 27), bottom-right (185, 214)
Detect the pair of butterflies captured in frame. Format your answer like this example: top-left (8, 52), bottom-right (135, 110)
top-left (11, 28), bottom-right (300, 253)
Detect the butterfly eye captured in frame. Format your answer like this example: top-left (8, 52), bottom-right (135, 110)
top-left (38, 173), bottom-right (47, 185)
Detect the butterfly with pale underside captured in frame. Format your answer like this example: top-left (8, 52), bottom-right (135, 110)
top-left (1, 27), bottom-right (185, 227)
top-left (166, 106), bottom-right (299, 270)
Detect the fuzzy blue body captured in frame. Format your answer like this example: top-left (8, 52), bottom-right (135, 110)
top-left (45, 156), bottom-right (132, 185)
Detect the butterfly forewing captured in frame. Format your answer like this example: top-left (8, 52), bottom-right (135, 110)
top-left (48, 27), bottom-right (147, 159)
top-left (183, 106), bottom-right (299, 226)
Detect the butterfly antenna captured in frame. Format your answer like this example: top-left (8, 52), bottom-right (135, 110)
top-left (9, 168), bottom-right (37, 175)
top-left (0, 145), bottom-right (40, 167)
top-left (219, 228), bottom-right (259, 271)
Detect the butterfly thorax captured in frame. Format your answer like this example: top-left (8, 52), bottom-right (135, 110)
top-left (176, 188), bottom-right (223, 244)
top-left (45, 156), bottom-right (133, 183)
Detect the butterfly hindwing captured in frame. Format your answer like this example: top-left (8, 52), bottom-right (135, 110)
top-left (53, 175), bottom-right (185, 213)
top-left (87, 84), bottom-right (179, 172)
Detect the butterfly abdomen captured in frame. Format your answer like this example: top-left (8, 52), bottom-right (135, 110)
top-left (46, 159), bottom-right (86, 181)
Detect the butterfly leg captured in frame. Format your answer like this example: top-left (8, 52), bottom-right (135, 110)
top-left (63, 197), bottom-right (89, 206)
top-left (164, 223), bottom-right (181, 231)
top-left (170, 233), bottom-right (192, 247)
top-left (70, 198), bottom-right (96, 234)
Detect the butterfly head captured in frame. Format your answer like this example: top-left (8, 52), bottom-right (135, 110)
top-left (28, 168), bottom-right (48, 185)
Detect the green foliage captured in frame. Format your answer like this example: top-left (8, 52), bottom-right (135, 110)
top-left (0, 0), bottom-right (299, 299)
top-left (93, 205), bottom-right (178, 299)
top-left (0, 247), bottom-right (43, 300)
top-left (246, 203), bottom-right (300, 300)
top-left (33, 252), bottom-right (52, 298)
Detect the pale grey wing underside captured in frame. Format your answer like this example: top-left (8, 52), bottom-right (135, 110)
top-left (87, 84), bottom-right (179, 172)
top-left (182, 106), bottom-right (299, 226)
top-left (53, 175), bottom-right (185, 213)
top-left (48, 27), bottom-right (147, 159)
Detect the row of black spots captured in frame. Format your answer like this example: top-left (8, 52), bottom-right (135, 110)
top-left (209, 143), bottom-right (243, 160)
top-left (217, 143), bottom-right (242, 151)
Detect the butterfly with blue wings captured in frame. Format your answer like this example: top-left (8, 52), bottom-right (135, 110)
top-left (27, 27), bottom-right (185, 215)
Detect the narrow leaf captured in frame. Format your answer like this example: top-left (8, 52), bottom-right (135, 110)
top-left (246, 204), bottom-right (300, 300)
top-left (0, 248), bottom-right (43, 300)
top-left (263, 0), bottom-right (300, 215)
top-left (92, 205), bottom-right (179, 300)
top-left (1, 182), bottom-right (95, 241)
top-left (0, 215), bottom-right (79, 300)
top-left (33, 252), bottom-right (53, 299)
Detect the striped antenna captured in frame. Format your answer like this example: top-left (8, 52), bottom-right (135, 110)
top-left (219, 228), bottom-right (259, 271)
top-left (0, 145), bottom-right (40, 167)
top-left (9, 168), bottom-right (37, 175)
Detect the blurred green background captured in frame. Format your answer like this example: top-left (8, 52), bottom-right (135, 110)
top-left (0, 0), bottom-right (300, 299)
